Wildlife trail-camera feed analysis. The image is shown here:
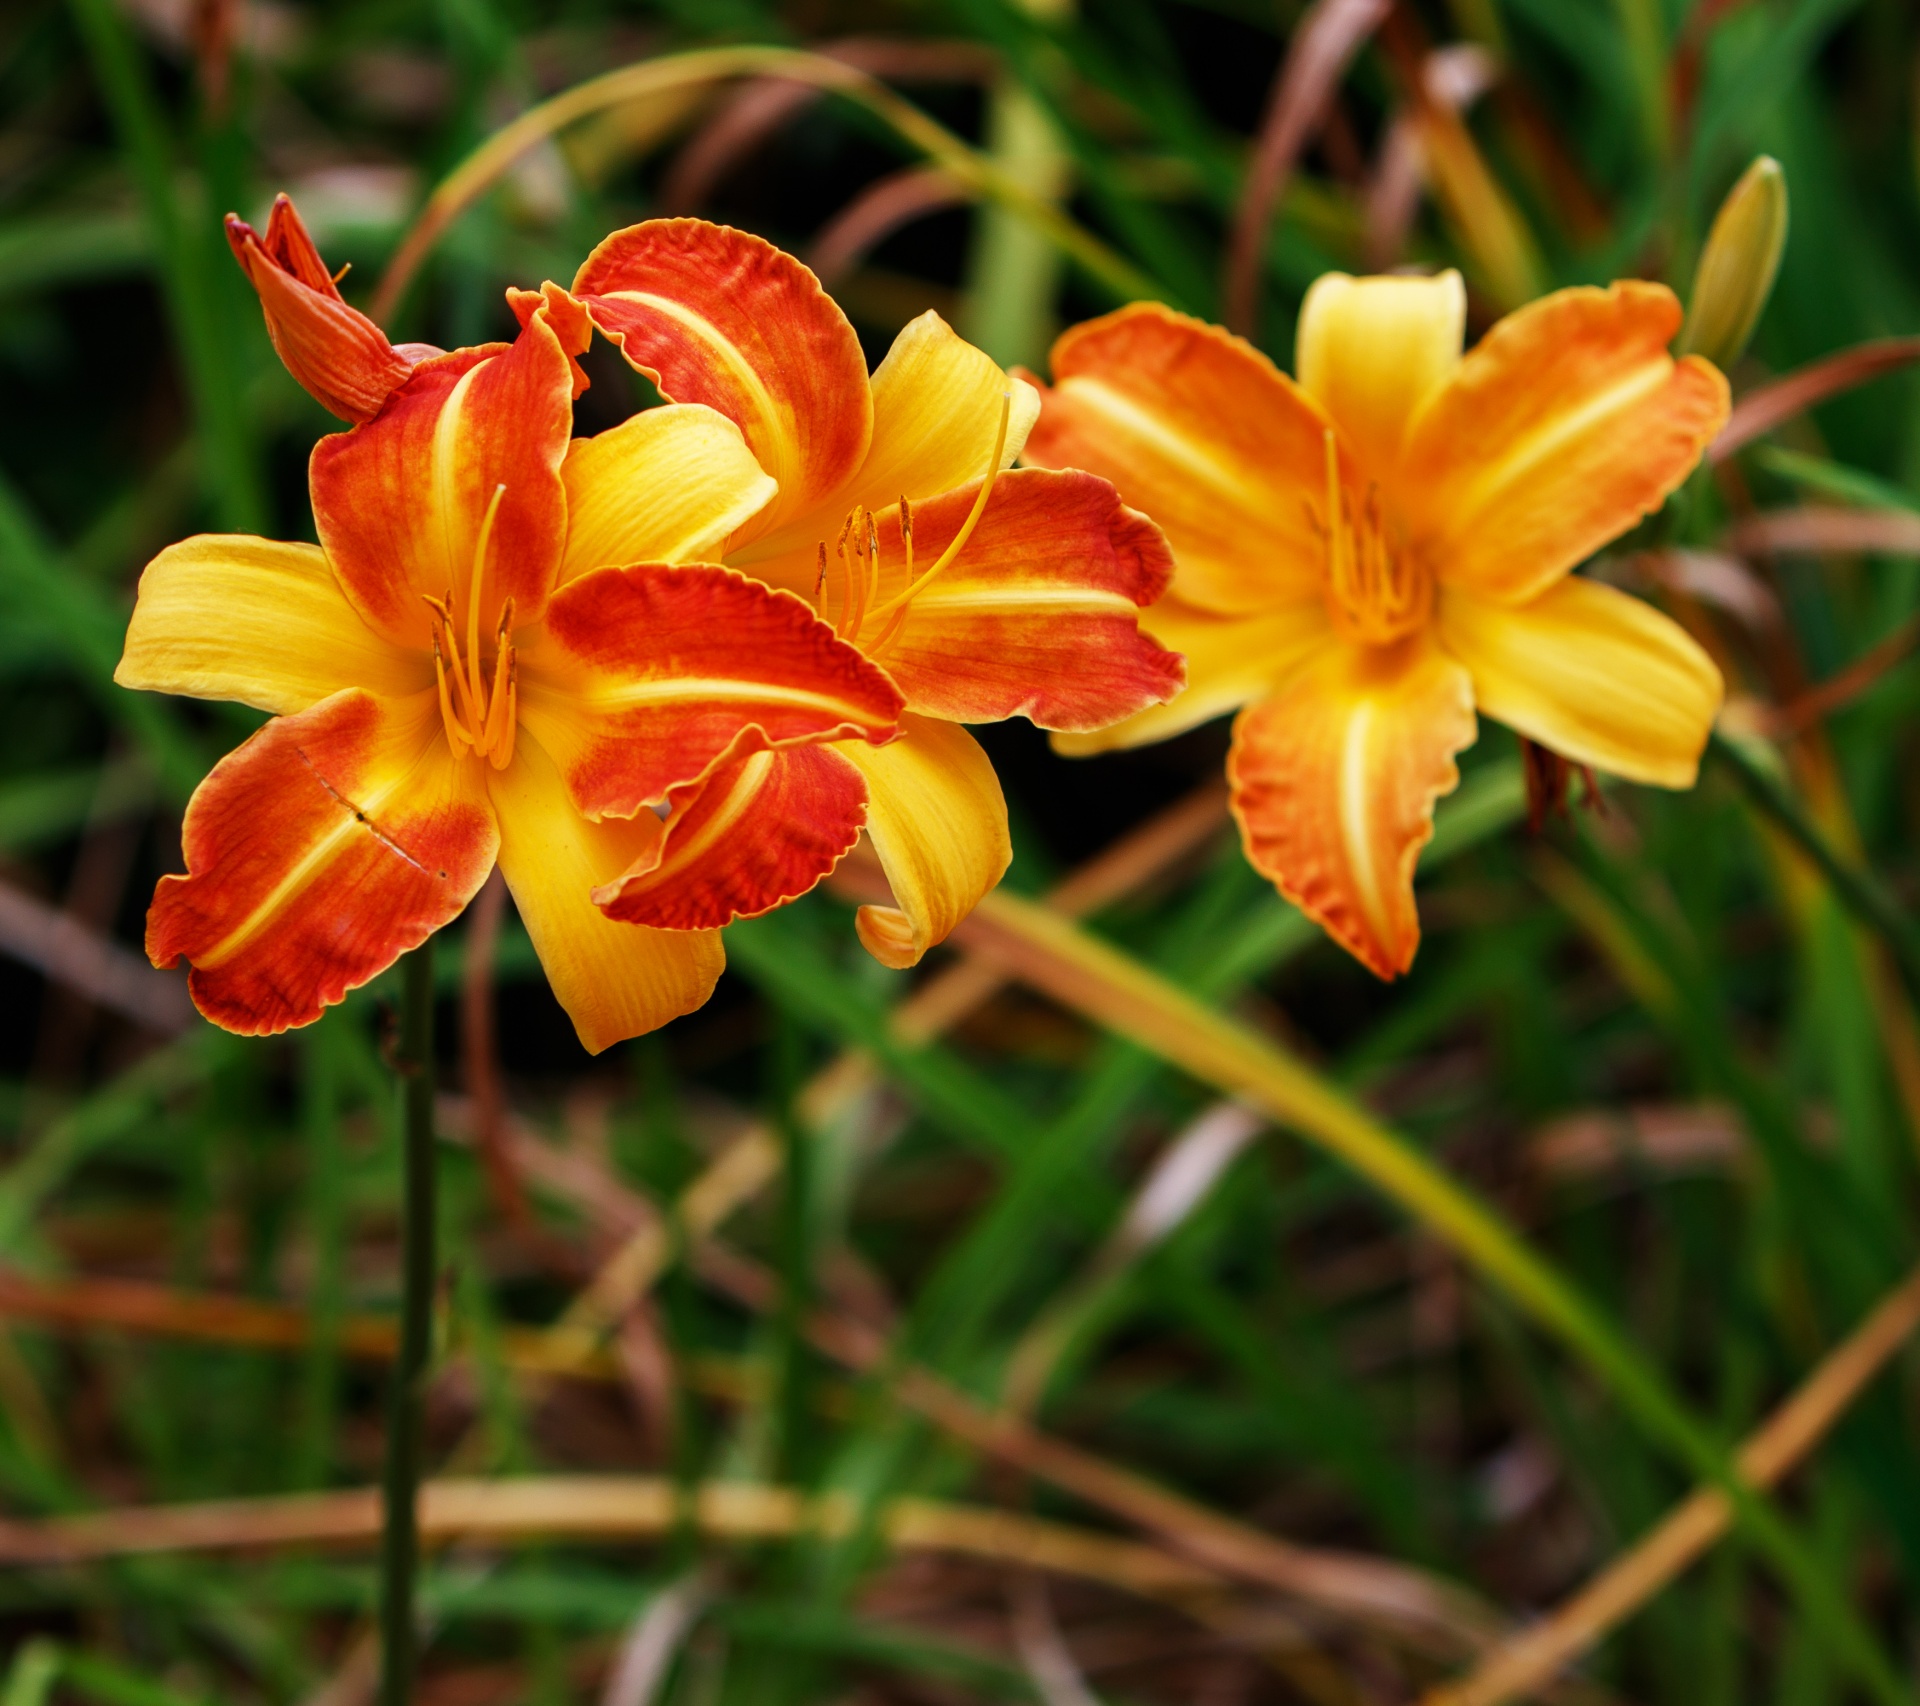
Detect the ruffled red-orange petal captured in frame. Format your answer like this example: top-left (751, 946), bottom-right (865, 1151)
top-left (593, 737), bottom-right (868, 929)
top-left (518, 562), bottom-right (903, 823)
top-left (508, 281), bottom-right (594, 400)
top-left (862, 468), bottom-right (1185, 730)
top-left (226, 195), bottom-right (414, 424)
top-left (147, 689), bottom-right (497, 1035)
top-left (309, 297), bottom-right (574, 650)
top-left (572, 220), bottom-right (872, 543)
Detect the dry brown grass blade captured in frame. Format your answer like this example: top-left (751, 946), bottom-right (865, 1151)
top-left (670, 1228), bottom-right (1502, 1660)
top-left (1710, 338), bottom-right (1920, 463)
top-left (887, 1360), bottom-right (1497, 1656)
top-left (0, 1268), bottom-right (639, 1381)
top-left (808, 165), bottom-right (969, 285)
top-left (1726, 505), bottom-right (1920, 558)
top-left (0, 1474), bottom-right (1227, 1607)
top-left (1764, 613), bottom-right (1920, 737)
top-left (0, 878), bottom-right (193, 1036)
top-left (1223, 0), bottom-right (1391, 336)
top-left (1424, 1261), bottom-right (1920, 1706)
top-left (658, 36), bottom-right (998, 213)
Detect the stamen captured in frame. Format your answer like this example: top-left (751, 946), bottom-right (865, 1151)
top-left (863, 390), bottom-right (1012, 631)
top-left (840, 505), bottom-right (872, 641)
top-left (1321, 429), bottom-right (1351, 593)
top-left (479, 600), bottom-right (516, 759)
top-left (813, 542), bottom-right (829, 604)
top-left (431, 633), bottom-right (473, 753)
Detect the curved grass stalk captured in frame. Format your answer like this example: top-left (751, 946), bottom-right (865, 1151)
top-left (370, 45), bottom-right (1158, 326)
top-left (955, 886), bottom-right (1914, 1706)
top-left (1428, 1260), bottom-right (1920, 1706)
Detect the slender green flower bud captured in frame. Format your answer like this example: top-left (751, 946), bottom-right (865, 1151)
top-left (1680, 156), bottom-right (1788, 368)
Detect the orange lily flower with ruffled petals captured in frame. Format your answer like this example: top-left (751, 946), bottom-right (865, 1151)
top-left (1020, 273), bottom-right (1729, 977)
top-left (117, 281), bottom-right (902, 1050)
top-left (565, 220), bottom-right (1185, 967)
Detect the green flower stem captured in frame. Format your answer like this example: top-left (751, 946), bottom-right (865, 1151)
top-left (1709, 730), bottom-right (1920, 1009)
top-left (378, 940), bottom-right (438, 1706)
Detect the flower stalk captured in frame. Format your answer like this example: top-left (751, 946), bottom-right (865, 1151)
top-left (378, 939), bottom-right (437, 1706)
top-left (1708, 729), bottom-right (1920, 1008)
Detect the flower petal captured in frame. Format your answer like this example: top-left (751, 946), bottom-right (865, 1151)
top-left (1053, 593), bottom-right (1332, 755)
top-left (488, 729), bottom-right (723, 1055)
top-left (309, 298), bottom-right (576, 650)
top-left (1401, 281), bottom-right (1730, 605)
top-left (147, 689), bottom-right (497, 1035)
top-left (1019, 303), bottom-right (1330, 615)
top-left (117, 535), bottom-right (427, 713)
top-left (226, 195), bottom-right (415, 424)
top-left (860, 468), bottom-right (1184, 730)
top-left (831, 713), bottom-right (1010, 969)
top-left (1438, 577), bottom-right (1722, 786)
top-left (593, 737), bottom-right (868, 930)
top-left (558, 404), bottom-right (777, 586)
top-left (1295, 270), bottom-right (1464, 481)
top-left (1229, 638), bottom-right (1476, 979)
top-left (573, 220), bottom-right (871, 546)
top-left (518, 562), bottom-right (903, 821)
top-left (840, 311), bottom-right (1039, 522)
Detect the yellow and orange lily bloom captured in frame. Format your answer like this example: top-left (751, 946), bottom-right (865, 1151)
top-left (118, 256), bottom-right (903, 1050)
top-left (1020, 273), bottom-right (1729, 977)
top-left (565, 220), bottom-right (1186, 967)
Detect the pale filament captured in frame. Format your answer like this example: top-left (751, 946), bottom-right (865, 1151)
top-left (426, 482), bottom-right (518, 769)
top-left (813, 391), bottom-right (1013, 658)
top-left (1313, 429), bottom-right (1429, 647)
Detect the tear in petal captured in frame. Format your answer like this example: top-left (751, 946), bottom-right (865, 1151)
top-left (147, 689), bottom-right (498, 1034)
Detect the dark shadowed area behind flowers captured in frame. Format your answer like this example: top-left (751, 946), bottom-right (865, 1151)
top-left (2, 0), bottom-right (1920, 1702)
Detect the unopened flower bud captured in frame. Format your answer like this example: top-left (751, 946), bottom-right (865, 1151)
top-left (1680, 156), bottom-right (1788, 370)
top-left (226, 193), bottom-right (423, 423)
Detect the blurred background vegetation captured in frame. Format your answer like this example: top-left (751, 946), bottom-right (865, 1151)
top-left (3, 0), bottom-right (1920, 1701)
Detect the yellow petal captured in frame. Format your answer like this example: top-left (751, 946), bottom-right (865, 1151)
top-left (855, 311), bottom-right (1039, 505)
top-left (1400, 281), bottom-right (1730, 605)
top-left (831, 713), bottom-right (1010, 969)
top-left (558, 403), bottom-right (778, 585)
top-left (116, 535), bottom-right (426, 714)
top-left (1229, 637), bottom-right (1476, 979)
top-left (1021, 303), bottom-right (1331, 615)
top-left (1053, 593), bottom-right (1330, 756)
top-left (1437, 577), bottom-right (1723, 787)
top-left (489, 729), bottom-right (723, 1054)
top-left (1296, 271), bottom-right (1465, 481)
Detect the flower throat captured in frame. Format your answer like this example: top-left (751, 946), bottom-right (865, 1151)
top-left (426, 482), bottom-right (518, 769)
top-left (1314, 430), bottom-right (1431, 647)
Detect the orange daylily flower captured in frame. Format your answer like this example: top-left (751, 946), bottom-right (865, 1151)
top-left (225, 194), bottom-right (437, 422)
top-left (119, 227), bottom-right (903, 1051)
top-left (565, 220), bottom-right (1186, 967)
top-left (1021, 273), bottom-right (1730, 977)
